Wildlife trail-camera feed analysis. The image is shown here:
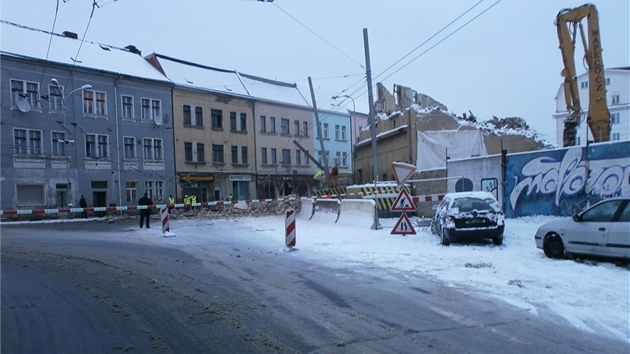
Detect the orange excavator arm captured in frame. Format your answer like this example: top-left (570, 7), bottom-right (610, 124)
top-left (556, 3), bottom-right (610, 146)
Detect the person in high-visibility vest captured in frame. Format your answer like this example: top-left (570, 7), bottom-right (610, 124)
top-left (313, 171), bottom-right (323, 190)
top-left (183, 195), bottom-right (190, 211)
top-left (168, 194), bottom-right (175, 213)
top-left (191, 195), bottom-right (197, 210)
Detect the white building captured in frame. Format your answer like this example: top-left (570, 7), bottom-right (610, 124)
top-left (554, 67), bottom-right (630, 146)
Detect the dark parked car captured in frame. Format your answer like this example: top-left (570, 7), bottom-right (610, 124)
top-left (535, 196), bottom-right (630, 260)
top-left (431, 192), bottom-right (505, 246)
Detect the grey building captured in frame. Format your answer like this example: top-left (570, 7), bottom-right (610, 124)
top-left (1, 21), bottom-right (175, 212)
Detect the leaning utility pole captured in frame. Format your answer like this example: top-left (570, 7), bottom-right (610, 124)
top-left (308, 77), bottom-right (331, 185)
top-left (364, 28), bottom-right (378, 182)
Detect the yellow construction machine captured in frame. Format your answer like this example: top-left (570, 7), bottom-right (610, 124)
top-left (556, 3), bottom-right (610, 146)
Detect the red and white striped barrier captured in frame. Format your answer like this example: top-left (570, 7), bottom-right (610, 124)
top-left (412, 194), bottom-right (445, 203)
top-left (0, 194), bottom-right (444, 217)
top-left (285, 209), bottom-right (296, 249)
top-left (160, 207), bottom-right (170, 234)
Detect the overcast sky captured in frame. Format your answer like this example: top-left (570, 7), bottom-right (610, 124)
top-left (3, 0), bottom-right (629, 143)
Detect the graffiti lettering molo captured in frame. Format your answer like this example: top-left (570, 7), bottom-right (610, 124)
top-left (504, 141), bottom-right (630, 217)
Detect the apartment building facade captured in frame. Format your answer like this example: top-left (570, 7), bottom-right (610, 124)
top-left (1, 21), bottom-right (176, 211)
top-left (553, 67), bottom-right (630, 146)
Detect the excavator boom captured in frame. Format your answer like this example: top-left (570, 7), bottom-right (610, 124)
top-left (556, 3), bottom-right (610, 146)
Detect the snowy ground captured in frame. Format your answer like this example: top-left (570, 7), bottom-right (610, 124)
top-left (5, 211), bottom-right (629, 343)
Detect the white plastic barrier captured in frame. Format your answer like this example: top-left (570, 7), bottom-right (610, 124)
top-left (338, 199), bottom-right (376, 228)
top-left (297, 198), bottom-right (315, 221)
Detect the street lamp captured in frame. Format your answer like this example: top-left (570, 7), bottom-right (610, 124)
top-left (51, 79), bottom-right (92, 207)
top-left (332, 94), bottom-right (357, 154)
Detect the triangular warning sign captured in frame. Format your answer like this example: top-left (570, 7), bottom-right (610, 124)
top-left (391, 162), bottom-right (416, 187)
top-left (391, 189), bottom-right (416, 211)
top-left (390, 213), bottom-right (416, 235)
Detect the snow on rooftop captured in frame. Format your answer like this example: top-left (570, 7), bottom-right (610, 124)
top-left (1, 21), bottom-right (169, 83)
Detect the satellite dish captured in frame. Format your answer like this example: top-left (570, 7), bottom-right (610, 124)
top-left (17, 99), bottom-right (31, 113)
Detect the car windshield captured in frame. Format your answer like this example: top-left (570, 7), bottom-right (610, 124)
top-left (452, 197), bottom-right (494, 212)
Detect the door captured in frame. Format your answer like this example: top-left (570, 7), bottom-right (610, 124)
top-left (92, 191), bottom-right (107, 217)
top-left (565, 199), bottom-right (624, 256)
top-left (607, 201), bottom-right (630, 258)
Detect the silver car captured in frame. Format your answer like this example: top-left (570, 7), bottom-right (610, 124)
top-left (534, 196), bottom-right (630, 259)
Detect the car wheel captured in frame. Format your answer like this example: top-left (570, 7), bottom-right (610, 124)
top-left (441, 229), bottom-right (450, 246)
top-left (493, 234), bottom-right (504, 246)
top-left (430, 220), bottom-right (438, 235)
top-left (543, 233), bottom-right (565, 259)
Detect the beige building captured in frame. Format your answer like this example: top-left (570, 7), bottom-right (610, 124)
top-left (146, 53), bottom-right (315, 201)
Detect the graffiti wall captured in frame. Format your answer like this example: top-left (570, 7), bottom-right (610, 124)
top-left (504, 141), bottom-right (630, 217)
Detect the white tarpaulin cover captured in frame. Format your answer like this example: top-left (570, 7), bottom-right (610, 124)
top-left (416, 130), bottom-right (487, 171)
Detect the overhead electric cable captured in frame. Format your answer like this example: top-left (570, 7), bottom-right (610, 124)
top-left (272, 2), bottom-right (365, 69)
top-left (378, 0), bottom-right (503, 83)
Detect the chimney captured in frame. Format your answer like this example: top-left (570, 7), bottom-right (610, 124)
top-left (125, 45), bottom-right (142, 55)
top-left (62, 31), bottom-right (78, 39)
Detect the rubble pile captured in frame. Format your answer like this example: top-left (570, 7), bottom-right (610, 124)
top-left (168, 200), bottom-right (301, 220)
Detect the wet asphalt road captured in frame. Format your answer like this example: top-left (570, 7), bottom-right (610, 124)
top-left (2, 219), bottom-right (628, 353)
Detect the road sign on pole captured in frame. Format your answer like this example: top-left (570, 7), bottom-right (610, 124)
top-left (391, 162), bottom-right (416, 187)
top-left (391, 189), bottom-right (416, 211)
top-left (390, 213), bottom-right (416, 235)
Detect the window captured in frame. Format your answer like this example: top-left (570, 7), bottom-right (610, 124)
top-left (230, 112), bottom-right (238, 131)
top-left (212, 144), bottom-right (224, 164)
top-left (581, 200), bottom-right (624, 222)
top-left (231, 145), bottom-right (239, 164)
top-left (152, 100), bottom-right (161, 122)
top-left (317, 150), bottom-right (322, 165)
top-left (605, 78), bottom-right (611, 85)
top-left (185, 142), bottom-right (193, 162)
top-left (342, 152), bottom-right (348, 166)
top-left (241, 146), bottom-right (248, 164)
top-left (303, 121), bottom-right (309, 137)
top-left (270, 117), bottom-right (276, 133)
top-left (294, 120), bottom-right (300, 136)
top-left (335, 125), bottom-right (341, 140)
top-left (86, 134), bottom-right (109, 158)
top-left (261, 147), bottom-right (268, 164)
top-left (122, 95), bottom-right (134, 118)
top-left (143, 138), bottom-right (163, 160)
top-left (124, 137), bottom-right (136, 159)
top-left (183, 105), bottom-right (192, 125)
top-left (83, 90), bottom-right (107, 115)
top-left (195, 106), bottom-right (203, 126)
top-left (580, 81), bottom-right (588, 89)
top-left (196, 143), bottom-right (205, 163)
top-left (126, 181), bottom-right (138, 203)
top-left (341, 126), bottom-right (347, 140)
top-left (612, 95), bottom-right (620, 104)
top-left (145, 181), bottom-right (163, 201)
top-left (52, 131), bottom-right (66, 156)
top-left (240, 113), bottom-right (247, 132)
top-left (211, 109), bottom-right (223, 129)
top-left (49, 84), bottom-right (63, 111)
top-left (612, 112), bottom-right (620, 124)
top-left (281, 118), bottom-right (290, 135)
top-left (335, 151), bottom-right (341, 165)
top-left (323, 123), bottom-right (329, 139)
top-left (282, 149), bottom-right (291, 165)
top-left (296, 150), bottom-right (302, 165)
top-left (141, 98), bottom-right (161, 121)
top-left (612, 133), bottom-right (621, 141)
top-left (271, 148), bottom-right (277, 165)
top-left (11, 79), bottom-right (40, 109)
top-left (13, 128), bottom-right (42, 155)
top-left (260, 115), bottom-right (267, 132)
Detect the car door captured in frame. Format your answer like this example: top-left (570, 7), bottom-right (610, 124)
top-left (607, 200), bottom-right (630, 258)
top-left (564, 199), bottom-right (623, 256)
